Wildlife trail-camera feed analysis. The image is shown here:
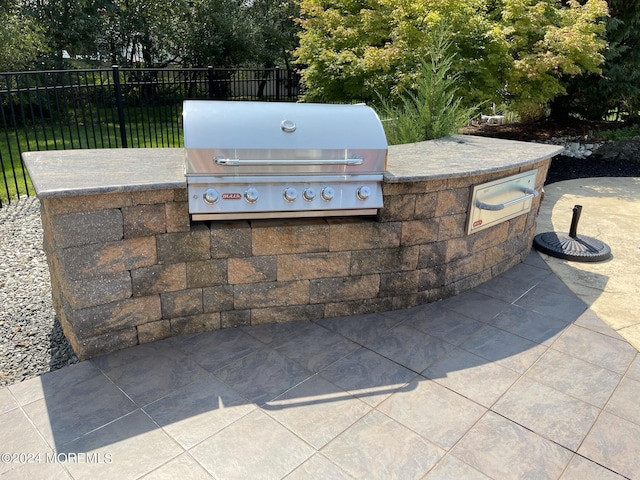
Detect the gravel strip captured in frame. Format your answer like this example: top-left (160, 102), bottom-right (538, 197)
top-left (0, 196), bottom-right (78, 387)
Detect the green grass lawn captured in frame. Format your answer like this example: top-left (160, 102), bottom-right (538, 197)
top-left (1, 106), bottom-right (184, 205)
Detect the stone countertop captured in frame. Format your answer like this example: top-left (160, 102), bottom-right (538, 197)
top-left (23, 148), bottom-right (185, 198)
top-left (384, 135), bottom-right (563, 183)
top-left (23, 135), bottom-right (564, 198)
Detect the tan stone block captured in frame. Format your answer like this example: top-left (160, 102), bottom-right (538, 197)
top-left (417, 242), bottom-right (447, 269)
top-left (132, 263), bottom-right (187, 296)
top-left (42, 192), bottom-right (132, 215)
top-left (324, 297), bottom-right (392, 317)
top-left (70, 328), bottom-right (139, 360)
top-left (137, 320), bottom-right (171, 344)
top-left (382, 182), bottom-right (429, 195)
top-left (187, 259), bottom-right (227, 288)
top-left (161, 289), bottom-right (203, 318)
top-left (234, 280), bottom-right (309, 309)
top-left (228, 256), bottom-right (277, 284)
top-left (251, 218), bottom-right (328, 255)
top-left (482, 246), bottom-right (506, 270)
top-left (277, 252), bottom-right (350, 281)
top-left (203, 285), bottom-right (234, 312)
top-left (210, 221), bottom-right (252, 258)
top-left (448, 269), bottom-right (492, 296)
top-left (472, 222), bottom-right (509, 252)
top-left (445, 237), bottom-right (474, 262)
top-left (444, 254), bottom-right (486, 285)
top-left (173, 187), bottom-right (188, 203)
top-left (351, 246), bottom-right (419, 275)
top-left (414, 192), bottom-right (439, 219)
top-left (508, 214), bottom-right (528, 237)
top-left (157, 223), bottom-right (211, 263)
top-left (171, 313), bottom-right (220, 336)
top-left (250, 304), bottom-right (324, 325)
top-left (377, 194), bottom-right (415, 222)
top-left (132, 189), bottom-right (174, 205)
top-left (401, 219), bottom-right (438, 246)
top-left (60, 236), bottom-right (157, 280)
top-left (437, 213), bottom-right (466, 241)
top-left (419, 265), bottom-right (446, 291)
top-left (221, 310), bottom-right (251, 329)
top-left (64, 272), bottom-right (132, 310)
top-left (329, 218), bottom-right (401, 251)
top-left (435, 188), bottom-right (470, 217)
top-left (391, 292), bottom-right (430, 311)
top-left (50, 209), bottom-right (123, 248)
top-left (310, 274), bottom-right (379, 303)
top-left (165, 202), bottom-right (190, 233)
top-left (379, 270), bottom-right (419, 296)
top-left (491, 255), bottom-right (522, 277)
top-left (123, 203), bottom-right (166, 238)
top-left (70, 295), bottom-right (161, 338)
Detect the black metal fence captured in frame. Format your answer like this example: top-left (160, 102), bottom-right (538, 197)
top-left (0, 66), bottom-right (303, 206)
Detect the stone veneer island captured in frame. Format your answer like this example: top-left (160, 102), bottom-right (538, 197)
top-left (24, 135), bottom-right (562, 359)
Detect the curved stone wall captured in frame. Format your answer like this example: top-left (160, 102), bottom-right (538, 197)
top-left (24, 137), bottom-right (560, 359)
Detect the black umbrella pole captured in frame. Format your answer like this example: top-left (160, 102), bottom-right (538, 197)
top-left (569, 205), bottom-right (582, 239)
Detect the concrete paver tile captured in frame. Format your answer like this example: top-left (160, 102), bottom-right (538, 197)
top-left (552, 324), bottom-right (637, 375)
top-left (377, 378), bottom-right (486, 450)
top-left (189, 409), bottom-right (315, 480)
top-left (142, 373), bottom-right (256, 449)
top-left (492, 377), bottom-right (600, 451)
top-left (60, 409), bottom-right (184, 480)
top-left (452, 411), bottom-right (573, 479)
top-left (423, 347), bottom-right (520, 408)
top-left (525, 348), bottom-right (621, 408)
top-left (321, 410), bottom-right (444, 480)
top-left (579, 411), bottom-right (640, 479)
top-left (264, 375), bottom-right (371, 449)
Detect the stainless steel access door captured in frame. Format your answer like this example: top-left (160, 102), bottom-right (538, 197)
top-left (466, 169), bottom-right (539, 234)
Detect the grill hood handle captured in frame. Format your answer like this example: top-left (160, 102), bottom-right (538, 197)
top-left (214, 156), bottom-right (364, 166)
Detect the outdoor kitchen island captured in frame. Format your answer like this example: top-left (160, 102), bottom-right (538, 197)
top-left (24, 135), bottom-right (563, 359)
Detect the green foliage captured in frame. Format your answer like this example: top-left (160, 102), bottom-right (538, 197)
top-left (552, 0), bottom-right (640, 120)
top-left (376, 31), bottom-right (478, 144)
top-left (295, 0), bottom-right (609, 122)
top-left (501, 0), bottom-right (609, 119)
top-left (597, 125), bottom-right (640, 141)
top-left (9, 0), bottom-right (300, 70)
top-left (0, 3), bottom-right (47, 72)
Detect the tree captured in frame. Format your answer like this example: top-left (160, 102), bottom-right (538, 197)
top-left (249, 0), bottom-right (300, 69)
top-left (499, 0), bottom-right (609, 119)
top-left (551, 0), bottom-right (640, 120)
top-left (0, 2), bottom-right (46, 71)
top-left (22, 0), bottom-right (101, 67)
top-left (295, 0), bottom-right (608, 120)
top-left (182, 0), bottom-right (259, 67)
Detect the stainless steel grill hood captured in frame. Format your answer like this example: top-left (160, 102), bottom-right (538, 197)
top-left (183, 100), bottom-right (388, 221)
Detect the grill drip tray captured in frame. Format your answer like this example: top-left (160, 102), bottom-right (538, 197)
top-left (533, 205), bottom-right (612, 262)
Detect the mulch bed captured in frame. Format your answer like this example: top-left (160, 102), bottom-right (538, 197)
top-left (461, 119), bottom-right (640, 184)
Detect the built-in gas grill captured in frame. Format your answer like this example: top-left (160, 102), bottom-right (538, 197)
top-left (183, 100), bottom-right (388, 221)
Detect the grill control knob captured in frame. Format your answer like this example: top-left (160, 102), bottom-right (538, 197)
top-left (321, 186), bottom-right (335, 201)
top-left (283, 187), bottom-right (298, 202)
top-left (244, 188), bottom-right (259, 204)
top-left (303, 187), bottom-right (316, 201)
top-left (203, 188), bottom-right (219, 204)
top-left (357, 186), bottom-right (372, 200)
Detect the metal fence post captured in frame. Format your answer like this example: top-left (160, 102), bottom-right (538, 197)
top-left (112, 65), bottom-right (128, 148)
top-left (208, 66), bottom-right (214, 99)
top-left (275, 67), bottom-right (281, 102)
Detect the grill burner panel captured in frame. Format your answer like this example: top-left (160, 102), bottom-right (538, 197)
top-left (183, 100), bottom-right (388, 220)
top-left (187, 175), bottom-right (383, 221)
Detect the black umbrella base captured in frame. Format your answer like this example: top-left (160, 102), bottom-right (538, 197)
top-left (533, 231), bottom-right (612, 262)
